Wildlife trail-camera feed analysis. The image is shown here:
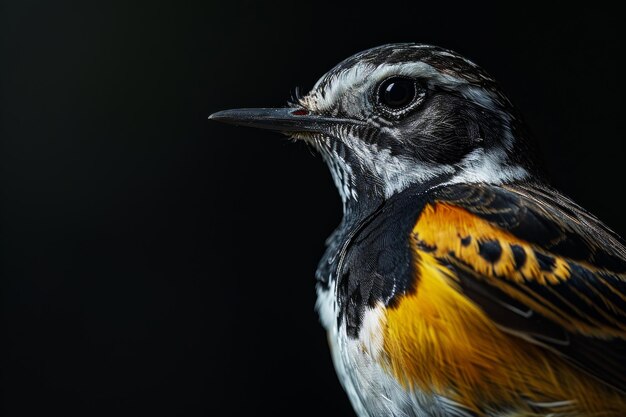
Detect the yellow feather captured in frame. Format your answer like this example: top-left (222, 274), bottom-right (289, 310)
top-left (411, 203), bottom-right (626, 337)
top-left (380, 203), bottom-right (626, 415)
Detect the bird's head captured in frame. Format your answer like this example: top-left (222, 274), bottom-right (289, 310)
top-left (211, 44), bottom-right (537, 213)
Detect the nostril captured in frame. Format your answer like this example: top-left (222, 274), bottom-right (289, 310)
top-left (291, 109), bottom-right (309, 116)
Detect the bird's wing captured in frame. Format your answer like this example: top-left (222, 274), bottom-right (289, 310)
top-left (413, 182), bottom-right (626, 393)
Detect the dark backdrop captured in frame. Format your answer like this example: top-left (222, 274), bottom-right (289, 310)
top-left (2, 2), bottom-right (625, 416)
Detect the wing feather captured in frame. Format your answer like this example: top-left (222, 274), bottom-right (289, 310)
top-left (414, 183), bottom-right (626, 393)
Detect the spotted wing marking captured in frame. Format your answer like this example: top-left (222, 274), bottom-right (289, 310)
top-left (412, 202), bottom-right (626, 338)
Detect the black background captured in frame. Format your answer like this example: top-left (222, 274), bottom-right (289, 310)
top-left (2, 2), bottom-right (625, 416)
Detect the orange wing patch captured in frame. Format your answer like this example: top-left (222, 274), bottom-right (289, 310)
top-left (414, 202), bottom-right (571, 285)
top-left (410, 202), bottom-right (626, 338)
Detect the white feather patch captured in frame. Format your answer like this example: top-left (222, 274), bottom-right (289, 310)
top-left (447, 147), bottom-right (528, 186)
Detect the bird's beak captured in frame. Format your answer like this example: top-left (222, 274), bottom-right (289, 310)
top-left (208, 107), bottom-right (355, 135)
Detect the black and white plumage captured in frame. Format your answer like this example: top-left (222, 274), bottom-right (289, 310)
top-left (210, 44), bottom-right (626, 417)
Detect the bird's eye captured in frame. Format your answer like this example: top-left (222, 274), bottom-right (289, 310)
top-left (378, 77), bottom-right (417, 110)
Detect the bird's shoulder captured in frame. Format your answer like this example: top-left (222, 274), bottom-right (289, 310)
top-left (352, 181), bottom-right (626, 396)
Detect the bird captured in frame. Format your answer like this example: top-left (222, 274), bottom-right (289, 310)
top-left (209, 44), bottom-right (626, 417)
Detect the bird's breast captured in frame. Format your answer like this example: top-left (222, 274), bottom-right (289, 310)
top-left (316, 249), bottom-right (626, 416)
top-left (317, 285), bottom-right (468, 417)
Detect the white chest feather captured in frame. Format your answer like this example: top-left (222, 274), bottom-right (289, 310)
top-left (315, 287), bottom-right (473, 417)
